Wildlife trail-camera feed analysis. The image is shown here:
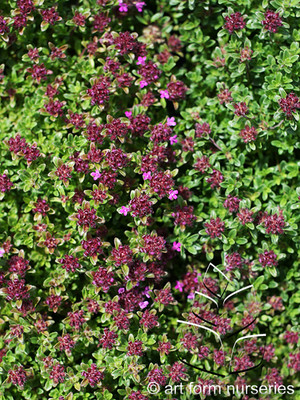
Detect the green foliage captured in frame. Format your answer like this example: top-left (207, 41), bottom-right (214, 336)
top-left (0, 0), bottom-right (299, 399)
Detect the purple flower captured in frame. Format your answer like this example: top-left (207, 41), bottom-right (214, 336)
top-left (119, 206), bottom-right (130, 216)
top-left (160, 90), bottom-right (170, 99)
top-left (137, 56), bottom-right (146, 65)
top-left (167, 117), bottom-right (176, 126)
top-left (0, 248), bottom-right (5, 257)
top-left (136, 2), bottom-right (146, 12)
top-left (175, 281), bottom-right (184, 292)
top-left (143, 172), bottom-right (151, 180)
top-left (139, 301), bottom-right (149, 309)
top-left (169, 190), bottom-right (178, 200)
top-left (172, 241), bottom-right (181, 252)
top-left (91, 170), bottom-right (101, 180)
top-left (143, 286), bottom-right (152, 298)
top-left (140, 80), bottom-right (148, 88)
top-left (125, 111), bottom-right (132, 118)
top-left (119, 3), bottom-right (128, 12)
top-left (170, 135), bottom-right (178, 145)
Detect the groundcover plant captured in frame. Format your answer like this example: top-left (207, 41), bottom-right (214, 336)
top-left (0, 0), bottom-right (299, 399)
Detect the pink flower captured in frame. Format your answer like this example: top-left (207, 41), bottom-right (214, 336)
top-left (0, 248), bottom-right (5, 257)
top-left (118, 287), bottom-right (125, 294)
top-left (137, 56), bottom-right (146, 65)
top-left (160, 90), bottom-right (170, 99)
top-left (170, 135), bottom-right (178, 145)
top-left (143, 172), bottom-right (151, 180)
top-left (119, 3), bottom-right (128, 12)
top-left (125, 111), bottom-right (132, 118)
top-left (175, 281), bottom-right (184, 292)
top-left (172, 241), bottom-right (181, 252)
top-left (169, 190), bottom-right (178, 200)
top-left (135, 2), bottom-right (146, 12)
top-left (167, 117), bottom-right (176, 126)
top-left (140, 80), bottom-right (148, 88)
top-left (91, 170), bottom-right (101, 180)
top-left (187, 292), bottom-right (195, 299)
top-left (119, 206), bottom-right (130, 216)
top-left (139, 301), bottom-right (149, 309)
